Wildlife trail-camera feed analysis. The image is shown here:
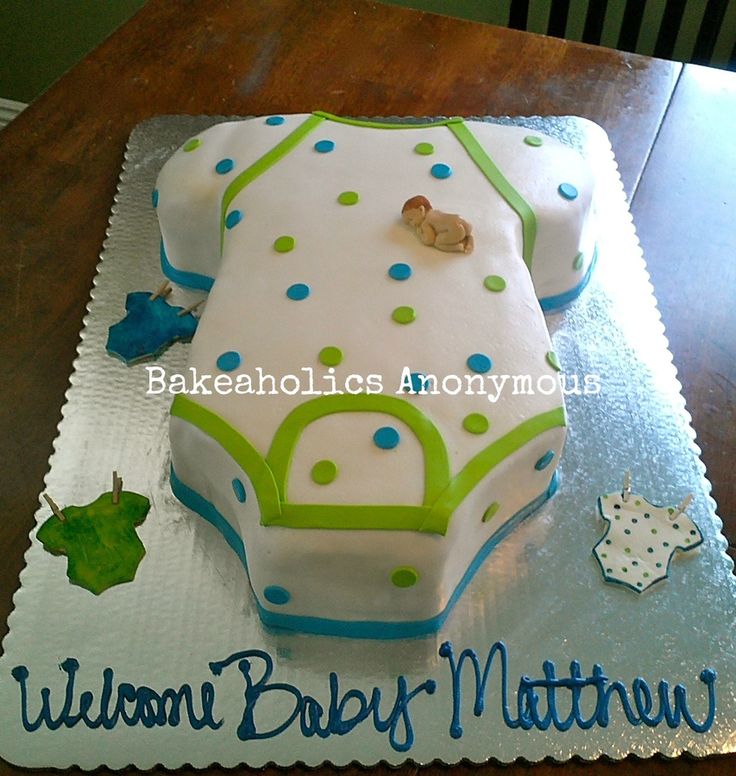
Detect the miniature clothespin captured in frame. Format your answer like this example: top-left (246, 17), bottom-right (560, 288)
top-left (149, 281), bottom-right (172, 301)
top-left (673, 493), bottom-right (693, 520)
top-left (43, 493), bottom-right (66, 522)
top-left (112, 471), bottom-right (123, 505)
top-left (177, 299), bottom-right (204, 317)
top-left (621, 469), bottom-right (632, 503)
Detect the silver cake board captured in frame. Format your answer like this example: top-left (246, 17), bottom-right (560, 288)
top-left (0, 115), bottom-right (735, 770)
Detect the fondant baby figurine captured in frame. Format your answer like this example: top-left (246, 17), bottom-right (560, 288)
top-left (401, 195), bottom-right (474, 254)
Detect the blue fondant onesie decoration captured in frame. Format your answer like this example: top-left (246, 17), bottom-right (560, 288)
top-left (106, 291), bottom-right (199, 364)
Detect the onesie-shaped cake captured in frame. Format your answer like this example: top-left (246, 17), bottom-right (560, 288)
top-left (155, 112), bottom-right (596, 638)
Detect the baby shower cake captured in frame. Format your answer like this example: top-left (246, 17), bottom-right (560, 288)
top-left (0, 114), bottom-right (734, 770)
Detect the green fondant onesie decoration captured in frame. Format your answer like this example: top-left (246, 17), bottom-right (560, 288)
top-left (37, 491), bottom-right (150, 595)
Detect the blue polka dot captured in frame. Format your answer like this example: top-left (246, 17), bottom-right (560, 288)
top-left (404, 372), bottom-right (427, 393)
top-left (558, 182), bottom-right (578, 200)
top-left (232, 478), bottom-right (246, 503)
top-left (467, 353), bottom-right (492, 374)
top-left (225, 210), bottom-right (242, 229)
top-left (286, 283), bottom-right (310, 301)
top-left (217, 351), bottom-right (241, 371)
top-left (534, 450), bottom-right (555, 471)
top-left (215, 158), bottom-right (235, 175)
top-left (264, 585), bottom-right (290, 605)
top-left (373, 426), bottom-right (400, 449)
top-left (315, 139), bottom-right (335, 153)
top-left (388, 262), bottom-right (412, 281)
top-left (431, 163), bottom-right (452, 179)
top-left (151, 189), bottom-right (159, 208)
top-left (266, 116), bottom-right (285, 125)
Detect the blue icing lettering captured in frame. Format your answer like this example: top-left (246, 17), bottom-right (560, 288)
top-left (438, 641), bottom-right (717, 738)
top-left (208, 649), bottom-right (436, 752)
top-left (10, 659), bottom-right (221, 732)
top-left (8, 644), bottom-right (717, 748)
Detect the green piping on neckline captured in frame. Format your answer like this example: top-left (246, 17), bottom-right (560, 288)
top-left (219, 113), bottom-right (325, 252)
top-left (313, 111), bottom-right (464, 129)
top-left (447, 121), bottom-right (537, 271)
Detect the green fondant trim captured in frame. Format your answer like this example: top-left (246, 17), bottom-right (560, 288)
top-left (170, 395), bottom-right (282, 521)
top-left (266, 394), bottom-right (451, 507)
top-left (273, 503), bottom-right (432, 531)
top-left (421, 406), bottom-right (566, 534)
top-left (314, 111), bottom-right (463, 129)
top-left (447, 121), bottom-right (538, 271)
top-left (219, 114), bottom-right (325, 251)
top-left (171, 396), bottom-right (564, 536)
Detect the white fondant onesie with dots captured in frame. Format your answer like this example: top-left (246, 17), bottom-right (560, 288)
top-left (593, 492), bottom-right (703, 592)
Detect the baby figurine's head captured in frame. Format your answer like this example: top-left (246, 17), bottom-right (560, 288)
top-left (402, 195), bottom-right (432, 227)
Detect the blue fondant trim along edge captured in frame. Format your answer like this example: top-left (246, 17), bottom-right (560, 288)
top-left (170, 466), bottom-right (247, 570)
top-left (539, 245), bottom-right (599, 314)
top-left (169, 465), bottom-right (558, 640)
top-left (160, 240), bottom-right (214, 292)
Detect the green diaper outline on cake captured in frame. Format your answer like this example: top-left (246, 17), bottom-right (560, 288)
top-left (37, 491), bottom-right (150, 594)
top-left (172, 394), bottom-right (565, 535)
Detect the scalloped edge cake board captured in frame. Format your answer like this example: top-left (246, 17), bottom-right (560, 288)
top-left (0, 115), bottom-right (735, 770)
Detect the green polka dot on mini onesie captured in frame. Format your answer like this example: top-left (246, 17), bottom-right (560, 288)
top-left (274, 235), bottom-right (295, 253)
top-left (183, 138), bottom-right (201, 152)
top-left (311, 459), bottom-right (338, 485)
top-left (337, 191), bottom-right (359, 205)
top-left (573, 252), bottom-right (584, 271)
top-left (524, 135), bottom-right (543, 147)
top-left (414, 142), bottom-right (434, 155)
top-left (319, 346), bottom-right (343, 366)
top-left (392, 306), bottom-right (416, 324)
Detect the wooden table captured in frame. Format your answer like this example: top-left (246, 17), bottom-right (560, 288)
top-left (1, 0), bottom-right (734, 773)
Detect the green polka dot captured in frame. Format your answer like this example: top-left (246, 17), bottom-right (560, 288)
top-left (651, 528), bottom-right (658, 534)
top-left (274, 235), bottom-right (295, 252)
top-left (643, 572), bottom-right (649, 578)
top-left (392, 306), bottom-right (416, 324)
top-left (624, 548), bottom-right (631, 554)
top-left (603, 494), bottom-right (609, 499)
top-left (337, 191), bottom-right (359, 205)
top-left (391, 567), bottom-right (419, 587)
top-left (483, 274), bottom-right (506, 292)
top-left (668, 507), bottom-right (675, 514)
top-left (463, 413), bottom-right (489, 434)
top-left (546, 351), bottom-right (562, 372)
top-left (414, 142), bottom-right (435, 155)
top-left (311, 459), bottom-right (337, 485)
top-left (482, 502), bottom-right (500, 522)
top-left (573, 252), bottom-right (584, 271)
top-left (524, 135), bottom-right (543, 147)
top-left (319, 346), bottom-right (343, 366)
top-left (183, 138), bottom-right (201, 152)
top-left (622, 566), bottom-right (628, 573)
top-left (635, 499), bottom-right (641, 505)
top-left (600, 553), bottom-right (607, 558)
